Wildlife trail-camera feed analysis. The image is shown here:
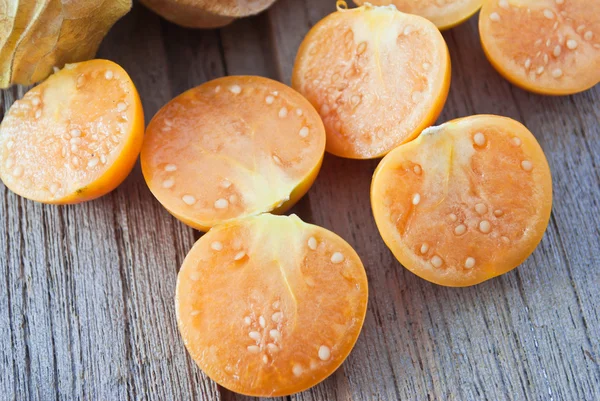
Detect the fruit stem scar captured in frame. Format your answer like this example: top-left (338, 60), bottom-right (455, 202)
top-left (336, 1), bottom-right (348, 11)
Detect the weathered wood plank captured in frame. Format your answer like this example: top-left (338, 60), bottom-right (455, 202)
top-left (220, 14), bottom-right (278, 80)
top-left (268, 0), bottom-right (336, 85)
top-left (1, 0), bottom-right (599, 400)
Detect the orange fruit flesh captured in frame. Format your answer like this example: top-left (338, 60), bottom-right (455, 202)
top-left (480, 0), bottom-right (600, 95)
top-left (371, 115), bottom-right (553, 287)
top-left (141, 76), bottom-right (326, 232)
top-left (0, 59), bottom-right (144, 204)
top-left (176, 214), bottom-right (368, 397)
top-left (292, 3), bottom-right (450, 159)
top-left (353, 0), bottom-right (483, 30)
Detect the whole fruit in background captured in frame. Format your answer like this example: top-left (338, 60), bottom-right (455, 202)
top-left (176, 213), bottom-right (368, 397)
top-left (479, 0), bottom-right (600, 95)
top-left (141, 76), bottom-right (326, 231)
top-left (371, 115), bottom-right (553, 287)
top-left (292, 3), bottom-right (450, 159)
top-left (353, 0), bottom-right (483, 30)
top-left (0, 0), bottom-right (131, 88)
top-left (140, 0), bottom-right (279, 28)
top-left (0, 59), bottom-right (145, 204)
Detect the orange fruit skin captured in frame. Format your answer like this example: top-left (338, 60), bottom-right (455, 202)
top-left (0, 59), bottom-right (145, 204)
top-left (353, 0), bottom-right (483, 30)
top-left (292, 4), bottom-right (451, 159)
top-left (140, 0), bottom-right (279, 28)
top-left (176, 214), bottom-right (368, 396)
top-left (371, 115), bottom-right (553, 287)
top-left (479, 0), bottom-right (600, 95)
top-left (141, 76), bottom-right (326, 232)
top-left (140, 0), bottom-right (235, 28)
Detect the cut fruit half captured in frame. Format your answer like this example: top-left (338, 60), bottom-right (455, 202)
top-left (371, 115), bottom-right (553, 287)
top-left (292, 2), bottom-right (451, 159)
top-left (141, 76), bottom-right (326, 231)
top-left (140, 0), bottom-right (278, 28)
top-left (176, 213), bottom-right (368, 397)
top-left (0, 59), bottom-right (144, 204)
top-left (353, 0), bottom-right (483, 30)
top-left (480, 0), bottom-right (600, 95)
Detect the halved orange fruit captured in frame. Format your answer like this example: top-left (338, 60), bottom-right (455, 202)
top-left (480, 0), bottom-right (600, 95)
top-left (371, 115), bottom-right (553, 287)
top-left (292, 2), bottom-right (450, 159)
top-left (176, 213), bottom-right (368, 397)
top-left (0, 59), bottom-right (144, 204)
top-left (141, 76), bottom-right (326, 232)
top-left (353, 0), bottom-right (483, 30)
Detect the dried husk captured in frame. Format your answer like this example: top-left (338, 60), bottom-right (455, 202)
top-left (0, 2), bottom-right (18, 55)
top-left (0, 0), bottom-right (39, 87)
top-left (0, 0), bottom-right (131, 88)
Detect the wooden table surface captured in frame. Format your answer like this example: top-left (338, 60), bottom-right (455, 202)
top-left (1, 1), bottom-right (599, 400)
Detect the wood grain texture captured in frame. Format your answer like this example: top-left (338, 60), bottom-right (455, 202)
top-left (1, 1), bottom-right (599, 400)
